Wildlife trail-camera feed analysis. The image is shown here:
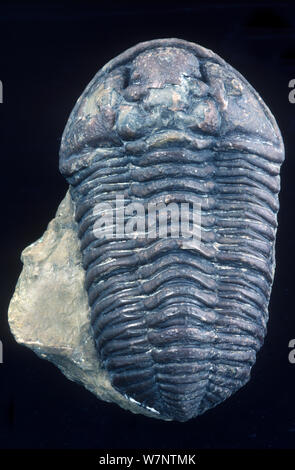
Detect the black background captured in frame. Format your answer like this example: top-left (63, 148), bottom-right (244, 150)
top-left (0, 0), bottom-right (295, 451)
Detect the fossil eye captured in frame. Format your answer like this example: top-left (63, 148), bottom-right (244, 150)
top-left (130, 70), bottom-right (141, 84)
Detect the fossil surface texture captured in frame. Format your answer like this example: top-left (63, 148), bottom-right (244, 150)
top-left (10, 38), bottom-right (284, 422)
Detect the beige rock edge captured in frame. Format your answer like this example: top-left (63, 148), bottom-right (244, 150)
top-left (8, 191), bottom-right (164, 420)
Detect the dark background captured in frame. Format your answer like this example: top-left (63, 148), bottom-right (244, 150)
top-left (0, 0), bottom-right (295, 450)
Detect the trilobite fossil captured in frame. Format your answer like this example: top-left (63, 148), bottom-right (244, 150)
top-left (59, 38), bottom-right (284, 421)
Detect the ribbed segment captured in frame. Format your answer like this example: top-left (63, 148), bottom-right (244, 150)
top-left (67, 140), bottom-right (279, 420)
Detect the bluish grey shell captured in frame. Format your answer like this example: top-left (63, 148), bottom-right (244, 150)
top-left (59, 38), bottom-right (284, 421)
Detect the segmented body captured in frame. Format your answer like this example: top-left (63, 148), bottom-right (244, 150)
top-left (59, 39), bottom-right (284, 421)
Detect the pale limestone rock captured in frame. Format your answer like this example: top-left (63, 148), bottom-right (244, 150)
top-left (8, 192), bottom-right (162, 420)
